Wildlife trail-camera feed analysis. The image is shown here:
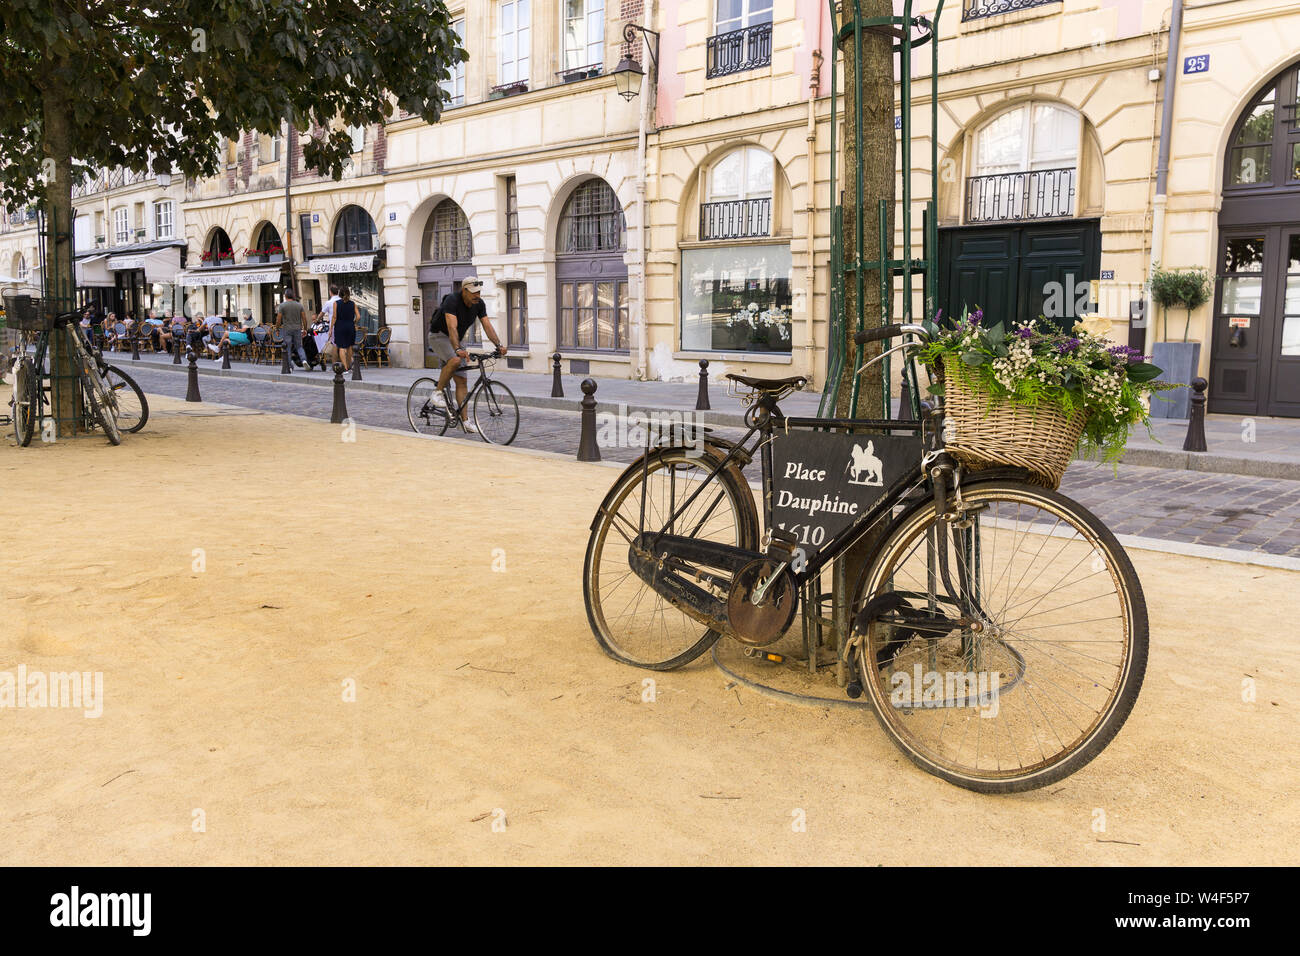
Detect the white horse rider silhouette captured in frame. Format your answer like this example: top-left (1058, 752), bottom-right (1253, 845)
top-left (847, 441), bottom-right (884, 486)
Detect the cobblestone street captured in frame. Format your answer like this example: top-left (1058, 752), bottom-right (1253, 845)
top-left (128, 366), bottom-right (1300, 559)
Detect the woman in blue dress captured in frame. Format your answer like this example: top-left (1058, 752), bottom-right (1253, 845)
top-left (329, 285), bottom-right (358, 372)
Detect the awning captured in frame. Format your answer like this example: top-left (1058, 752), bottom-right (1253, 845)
top-left (108, 246), bottom-right (182, 280)
top-left (175, 265), bottom-right (284, 287)
top-left (308, 254), bottom-right (375, 275)
top-left (76, 254), bottom-right (114, 288)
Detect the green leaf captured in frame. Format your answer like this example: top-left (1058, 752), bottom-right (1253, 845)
top-left (925, 382), bottom-right (946, 396)
top-left (1126, 362), bottom-right (1163, 383)
top-left (961, 351), bottom-right (987, 367)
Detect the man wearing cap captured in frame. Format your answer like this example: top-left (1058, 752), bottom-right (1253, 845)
top-left (428, 276), bottom-right (505, 418)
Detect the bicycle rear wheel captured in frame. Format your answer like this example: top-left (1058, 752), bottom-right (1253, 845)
top-left (11, 357), bottom-right (37, 446)
top-left (69, 328), bottom-right (120, 445)
top-left (103, 365), bottom-right (148, 433)
top-left (584, 446), bottom-right (760, 670)
top-left (854, 479), bottom-right (1147, 793)
top-left (472, 381), bottom-right (519, 445)
top-left (406, 377), bottom-right (450, 436)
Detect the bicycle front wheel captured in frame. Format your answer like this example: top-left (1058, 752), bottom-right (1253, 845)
top-left (584, 446), bottom-right (760, 670)
top-left (103, 365), bottom-right (148, 433)
top-left (472, 381), bottom-right (519, 445)
top-left (854, 480), bottom-right (1147, 793)
top-left (406, 377), bottom-right (450, 436)
top-left (11, 357), bottom-right (37, 446)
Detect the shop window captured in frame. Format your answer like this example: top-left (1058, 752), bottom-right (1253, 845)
top-left (681, 244), bottom-right (792, 353)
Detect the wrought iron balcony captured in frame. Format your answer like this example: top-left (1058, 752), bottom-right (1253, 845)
top-left (699, 198), bottom-right (772, 240)
top-left (963, 0), bottom-right (1061, 22)
top-left (706, 23), bottom-right (773, 79)
top-left (965, 167), bottom-right (1076, 223)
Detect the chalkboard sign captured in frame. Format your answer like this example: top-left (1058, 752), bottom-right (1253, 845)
top-left (770, 431), bottom-right (921, 557)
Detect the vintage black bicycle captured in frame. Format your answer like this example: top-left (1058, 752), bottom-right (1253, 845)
top-left (4, 293), bottom-right (141, 446)
top-left (405, 349), bottom-right (519, 445)
top-left (583, 322), bottom-right (1148, 793)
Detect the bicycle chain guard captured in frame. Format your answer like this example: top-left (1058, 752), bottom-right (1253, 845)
top-left (726, 558), bottom-right (797, 646)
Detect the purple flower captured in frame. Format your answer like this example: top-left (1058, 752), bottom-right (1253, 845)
top-left (971, 308), bottom-right (984, 326)
top-left (934, 308), bottom-right (942, 323)
top-left (1016, 327), bottom-right (1034, 339)
top-left (1055, 337), bottom-right (1081, 354)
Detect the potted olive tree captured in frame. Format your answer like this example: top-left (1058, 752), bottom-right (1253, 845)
top-left (1148, 264), bottom-right (1213, 419)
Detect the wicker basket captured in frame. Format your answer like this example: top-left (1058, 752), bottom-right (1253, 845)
top-left (0, 294), bottom-right (51, 332)
top-left (941, 360), bottom-right (1087, 489)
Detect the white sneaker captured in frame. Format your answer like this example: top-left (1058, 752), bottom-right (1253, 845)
top-left (463, 419), bottom-right (478, 434)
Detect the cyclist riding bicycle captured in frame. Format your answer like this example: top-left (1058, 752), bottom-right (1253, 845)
top-left (428, 276), bottom-right (506, 428)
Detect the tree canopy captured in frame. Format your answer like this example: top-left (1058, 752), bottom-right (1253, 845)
top-left (0, 0), bottom-right (465, 208)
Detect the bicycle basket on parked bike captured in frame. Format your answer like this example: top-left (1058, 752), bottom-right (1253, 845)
top-left (941, 359), bottom-right (1087, 489)
top-left (1, 294), bottom-right (52, 332)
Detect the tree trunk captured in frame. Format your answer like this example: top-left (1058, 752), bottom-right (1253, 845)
top-left (42, 85), bottom-right (81, 436)
top-left (832, 1), bottom-right (898, 620)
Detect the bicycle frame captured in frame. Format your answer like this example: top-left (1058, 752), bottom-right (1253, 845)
top-left (442, 354), bottom-right (497, 421)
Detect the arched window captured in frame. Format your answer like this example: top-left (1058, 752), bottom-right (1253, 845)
top-left (701, 146), bottom-right (774, 239)
top-left (422, 199), bottom-right (472, 262)
top-left (203, 228), bottom-right (233, 266)
top-left (1225, 64), bottom-right (1300, 188)
top-left (556, 179), bottom-right (628, 351)
top-left (968, 102), bottom-right (1079, 222)
top-left (332, 205), bottom-right (378, 253)
top-left (557, 180), bottom-right (626, 255)
top-left (16, 254), bottom-right (28, 282)
top-left (251, 223), bottom-right (283, 257)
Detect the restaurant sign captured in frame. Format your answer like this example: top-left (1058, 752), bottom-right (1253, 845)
top-left (308, 255), bottom-right (374, 275)
top-left (107, 255), bottom-right (145, 271)
top-left (175, 267), bottom-right (282, 287)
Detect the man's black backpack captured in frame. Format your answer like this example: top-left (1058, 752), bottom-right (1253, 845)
top-left (429, 306), bottom-right (445, 334)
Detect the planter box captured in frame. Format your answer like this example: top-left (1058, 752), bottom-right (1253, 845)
top-left (267, 253), bottom-right (285, 263)
top-left (1149, 341), bottom-right (1201, 420)
top-left (247, 254), bottom-right (267, 265)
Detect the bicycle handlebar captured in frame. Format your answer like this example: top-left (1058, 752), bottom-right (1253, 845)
top-left (853, 322), bottom-right (930, 347)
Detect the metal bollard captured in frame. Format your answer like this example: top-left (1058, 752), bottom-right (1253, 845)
top-left (221, 340), bottom-right (232, 370)
top-left (551, 352), bottom-right (564, 398)
top-left (898, 371), bottom-right (915, 421)
top-left (696, 359), bottom-right (711, 411)
top-left (173, 332), bottom-right (183, 364)
top-left (576, 378), bottom-right (600, 462)
top-left (185, 349), bottom-right (201, 402)
top-left (280, 337), bottom-right (292, 374)
top-left (1182, 377), bottom-right (1208, 452)
top-left (351, 355), bottom-right (362, 381)
top-left (131, 327), bottom-right (141, 361)
top-left (330, 362), bottom-right (348, 424)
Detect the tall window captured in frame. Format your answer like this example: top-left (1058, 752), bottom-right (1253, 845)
top-left (442, 19), bottom-right (466, 106)
top-left (423, 199), bottom-right (472, 262)
top-left (504, 176), bottom-right (519, 253)
top-left (500, 1), bottom-right (530, 85)
top-left (347, 124), bottom-right (366, 154)
top-left (299, 213), bottom-right (314, 257)
top-left (113, 207), bottom-right (130, 245)
top-left (716, 0), bottom-right (773, 34)
top-left (332, 205), bottom-right (378, 252)
top-left (506, 282), bottom-right (527, 345)
top-left (557, 180), bottom-right (625, 254)
top-left (556, 179), bottom-right (628, 351)
top-left (153, 201), bottom-right (175, 241)
top-left (259, 132), bottom-right (281, 164)
top-left (16, 255), bottom-right (27, 282)
top-left (1226, 65), bottom-right (1300, 187)
top-left (563, 0), bottom-right (604, 72)
top-left (968, 102), bottom-right (1079, 222)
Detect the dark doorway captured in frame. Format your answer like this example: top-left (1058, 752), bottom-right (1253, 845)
top-left (938, 219), bottom-right (1101, 331)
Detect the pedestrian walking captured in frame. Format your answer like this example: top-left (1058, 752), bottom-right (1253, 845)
top-left (329, 285), bottom-right (358, 372)
top-left (275, 289), bottom-right (307, 368)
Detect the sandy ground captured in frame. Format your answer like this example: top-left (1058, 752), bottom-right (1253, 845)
top-left (0, 394), bottom-right (1296, 866)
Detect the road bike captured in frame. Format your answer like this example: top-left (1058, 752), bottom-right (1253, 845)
top-left (4, 294), bottom-right (129, 446)
top-left (406, 350), bottom-right (519, 445)
top-left (582, 322), bottom-right (1148, 793)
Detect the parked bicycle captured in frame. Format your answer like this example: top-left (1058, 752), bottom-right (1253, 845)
top-left (583, 322), bottom-right (1148, 793)
top-left (406, 349), bottom-right (519, 445)
top-left (5, 293), bottom-right (145, 445)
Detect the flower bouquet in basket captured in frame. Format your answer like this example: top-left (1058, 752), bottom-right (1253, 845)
top-left (915, 307), bottom-right (1178, 487)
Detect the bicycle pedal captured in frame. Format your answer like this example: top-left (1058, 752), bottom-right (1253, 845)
top-left (742, 647), bottom-right (785, 664)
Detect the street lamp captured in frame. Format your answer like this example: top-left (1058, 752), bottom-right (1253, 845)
top-left (612, 22), bottom-right (660, 102)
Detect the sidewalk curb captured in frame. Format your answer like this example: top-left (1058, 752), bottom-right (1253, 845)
top-left (127, 358), bottom-right (1300, 479)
